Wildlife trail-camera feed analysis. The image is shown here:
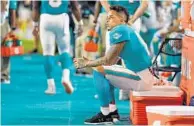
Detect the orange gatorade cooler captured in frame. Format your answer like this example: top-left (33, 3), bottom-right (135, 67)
top-left (146, 106), bottom-right (194, 126)
top-left (181, 0), bottom-right (192, 30)
top-left (1, 46), bottom-right (24, 57)
top-left (187, 36), bottom-right (194, 105)
top-left (1, 34), bottom-right (24, 57)
top-left (130, 86), bottom-right (183, 125)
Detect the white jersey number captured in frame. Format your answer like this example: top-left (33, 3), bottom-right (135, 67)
top-left (49, 0), bottom-right (62, 8)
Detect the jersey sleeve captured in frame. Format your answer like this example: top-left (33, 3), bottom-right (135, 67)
top-left (9, 0), bottom-right (17, 10)
top-left (109, 25), bottom-right (131, 45)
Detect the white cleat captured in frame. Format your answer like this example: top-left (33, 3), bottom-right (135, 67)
top-left (1, 79), bottom-right (10, 84)
top-left (62, 81), bottom-right (74, 94)
top-left (44, 87), bottom-right (56, 95)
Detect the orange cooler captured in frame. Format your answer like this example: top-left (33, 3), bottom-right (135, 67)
top-left (180, 36), bottom-right (194, 105)
top-left (146, 106), bottom-right (194, 126)
top-left (130, 86), bottom-right (183, 125)
top-left (1, 46), bottom-right (24, 57)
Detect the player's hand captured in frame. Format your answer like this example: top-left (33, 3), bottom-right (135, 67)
top-left (160, 31), bottom-right (168, 38)
top-left (5, 29), bottom-right (17, 40)
top-left (127, 19), bottom-right (134, 26)
top-left (32, 26), bottom-right (39, 37)
top-left (73, 57), bottom-right (89, 69)
top-left (7, 31), bottom-right (15, 37)
top-left (153, 79), bottom-right (172, 86)
top-left (75, 24), bottom-right (83, 37)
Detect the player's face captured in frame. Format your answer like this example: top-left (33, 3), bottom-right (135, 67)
top-left (106, 10), bottom-right (123, 31)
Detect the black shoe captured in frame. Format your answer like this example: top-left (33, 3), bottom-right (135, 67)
top-left (84, 112), bottom-right (113, 125)
top-left (110, 110), bottom-right (120, 120)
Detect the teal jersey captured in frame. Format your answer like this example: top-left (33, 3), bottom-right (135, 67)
top-left (109, 24), bottom-right (152, 72)
top-left (41, 0), bottom-right (69, 15)
top-left (108, 0), bottom-right (140, 15)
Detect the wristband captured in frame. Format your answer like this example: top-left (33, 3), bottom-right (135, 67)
top-left (33, 21), bottom-right (39, 27)
top-left (11, 27), bottom-right (16, 31)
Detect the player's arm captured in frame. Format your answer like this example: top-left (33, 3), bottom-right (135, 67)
top-left (70, 1), bottom-right (83, 36)
top-left (9, 1), bottom-right (17, 32)
top-left (100, 0), bottom-right (110, 12)
top-left (74, 42), bottom-right (125, 68)
top-left (93, 1), bottom-right (101, 24)
top-left (167, 8), bottom-right (183, 34)
top-left (128, 0), bottom-right (148, 25)
top-left (32, 1), bottom-right (40, 24)
top-left (32, 1), bottom-right (41, 36)
top-left (160, 8), bottom-right (183, 37)
top-left (70, 1), bottom-right (82, 22)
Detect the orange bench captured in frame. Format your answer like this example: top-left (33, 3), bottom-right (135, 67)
top-left (180, 36), bottom-right (194, 105)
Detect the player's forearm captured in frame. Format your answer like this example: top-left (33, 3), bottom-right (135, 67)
top-left (167, 17), bottom-right (182, 34)
top-left (9, 9), bottom-right (17, 29)
top-left (71, 1), bottom-right (82, 22)
top-left (100, 0), bottom-right (110, 12)
top-left (93, 1), bottom-right (101, 24)
top-left (86, 57), bottom-right (111, 67)
top-left (86, 42), bottom-right (125, 67)
top-left (130, 0), bottom-right (148, 23)
top-left (32, 1), bottom-right (40, 22)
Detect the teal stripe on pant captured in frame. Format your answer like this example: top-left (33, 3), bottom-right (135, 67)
top-left (104, 69), bottom-right (141, 80)
top-left (59, 52), bottom-right (73, 70)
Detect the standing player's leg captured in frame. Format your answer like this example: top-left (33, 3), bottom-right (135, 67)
top-left (39, 15), bottom-right (56, 94)
top-left (1, 18), bottom-right (11, 83)
top-left (56, 13), bottom-right (74, 94)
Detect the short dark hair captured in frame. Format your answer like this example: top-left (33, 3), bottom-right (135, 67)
top-left (110, 5), bottom-right (129, 23)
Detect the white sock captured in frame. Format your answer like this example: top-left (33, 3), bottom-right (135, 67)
top-left (62, 69), bottom-right (70, 82)
top-left (100, 107), bottom-right (110, 115)
top-left (109, 104), bottom-right (117, 112)
top-left (47, 79), bottom-right (55, 87)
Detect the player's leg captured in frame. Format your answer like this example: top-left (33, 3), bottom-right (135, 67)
top-left (1, 19), bottom-right (11, 84)
top-left (84, 69), bottom-right (114, 125)
top-left (104, 65), bottom-right (154, 91)
top-left (84, 64), bottom-right (155, 124)
top-left (56, 13), bottom-right (73, 94)
top-left (39, 14), bottom-right (56, 94)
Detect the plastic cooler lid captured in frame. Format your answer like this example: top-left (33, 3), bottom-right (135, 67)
top-left (146, 106), bottom-right (194, 116)
top-left (132, 86), bottom-right (183, 97)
